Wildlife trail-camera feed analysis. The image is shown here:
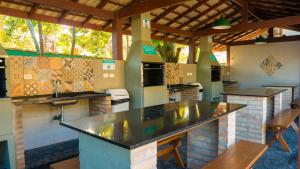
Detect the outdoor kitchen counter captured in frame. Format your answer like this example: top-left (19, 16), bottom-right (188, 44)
top-left (11, 92), bottom-right (110, 104)
top-left (61, 100), bottom-right (246, 168)
top-left (222, 88), bottom-right (287, 145)
top-left (221, 88), bottom-right (287, 97)
top-left (61, 100), bottom-right (245, 149)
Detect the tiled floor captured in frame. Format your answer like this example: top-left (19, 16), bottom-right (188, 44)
top-left (28, 125), bottom-right (298, 169)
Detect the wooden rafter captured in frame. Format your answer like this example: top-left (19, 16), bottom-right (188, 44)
top-left (195, 15), bottom-right (300, 36)
top-left (25, 0), bottom-right (114, 19)
top-left (227, 34), bottom-right (300, 46)
top-left (117, 0), bottom-right (192, 19)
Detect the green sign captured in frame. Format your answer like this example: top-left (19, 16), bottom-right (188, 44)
top-left (143, 45), bottom-right (157, 55)
top-left (102, 60), bottom-right (116, 64)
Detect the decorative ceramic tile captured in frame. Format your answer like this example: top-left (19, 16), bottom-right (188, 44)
top-left (63, 69), bottom-right (76, 82)
top-left (52, 69), bottom-right (62, 82)
top-left (37, 69), bottom-right (52, 82)
top-left (24, 82), bottom-right (39, 96)
top-left (63, 58), bottom-right (75, 70)
top-left (63, 81), bottom-right (74, 92)
top-left (39, 81), bottom-right (53, 95)
top-left (165, 63), bottom-right (180, 84)
top-left (9, 57), bottom-right (24, 96)
top-left (83, 81), bottom-right (93, 91)
top-left (73, 81), bottom-right (84, 92)
top-left (37, 57), bottom-right (50, 69)
top-left (24, 57), bottom-right (37, 69)
top-left (50, 58), bottom-right (63, 70)
top-left (260, 55), bottom-right (283, 76)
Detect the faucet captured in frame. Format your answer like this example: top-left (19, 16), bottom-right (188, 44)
top-left (53, 80), bottom-right (61, 97)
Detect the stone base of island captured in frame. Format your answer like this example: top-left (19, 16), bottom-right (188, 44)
top-left (61, 101), bottom-right (246, 169)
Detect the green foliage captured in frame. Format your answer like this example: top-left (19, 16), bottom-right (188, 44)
top-left (152, 40), bottom-right (182, 63)
top-left (0, 14), bottom-right (112, 57)
top-left (0, 15), bottom-right (35, 50)
top-left (75, 28), bottom-right (112, 57)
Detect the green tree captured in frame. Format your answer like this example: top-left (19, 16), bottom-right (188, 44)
top-left (0, 15), bottom-right (35, 50)
top-left (75, 28), bottom-right (112, 57)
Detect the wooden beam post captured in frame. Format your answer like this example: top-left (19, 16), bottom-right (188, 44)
top-left (226, 46), bottom-right (231, 67)
top-left (268, 27), bottom-right (274, 39)
top-left (112, 16), bottom-right (123, 60)
top-left (187, 38), bottom-right (196, 64)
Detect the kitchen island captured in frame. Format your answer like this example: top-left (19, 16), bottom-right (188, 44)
top-left (222, 88), bottom-right (286, 144)
top-left (61, 101), bottom-right (246, 169)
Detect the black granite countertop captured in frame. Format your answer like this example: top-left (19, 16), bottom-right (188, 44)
top-left (223, 81), bottom-right (238, 85)
top-left (61, 101), bottom-right (246, 149)
top-left (222, 88), bottom-right (287, 97)
top-left (262, 83), bottom-right (299, 88)
top-left (167, 84), bottom-right (199, 91)
top-left (12, 91), bottom-right (110, 104)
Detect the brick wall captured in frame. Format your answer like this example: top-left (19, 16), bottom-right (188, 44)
top-left (227, 95), bottom-right (267, 144)
top-left (180, 87), bottom-right (199, 101)
top-left (187, 121), bottom-right (218, 169)
top-left (266, 87), bottom-right (292, 111)
top-left (187, 112), bottom-right (236, 168)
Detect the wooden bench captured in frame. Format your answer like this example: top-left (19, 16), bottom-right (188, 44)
top-left (268, 109), bottom-right (299, 152)
top-left (50, 157), bottom-right (79, 169)
top-left (203, 140), bottom-right (268, 169)
top-left (157, 133), bottom-right (186, 168)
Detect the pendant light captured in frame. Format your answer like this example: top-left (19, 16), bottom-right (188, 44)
top-left (212, 16), bottom-right (231, 30)
top-left (254, 35), bottom-right (267, 45)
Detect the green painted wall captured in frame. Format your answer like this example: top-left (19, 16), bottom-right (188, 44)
top-left (196, 36), bottom-right (223, 101)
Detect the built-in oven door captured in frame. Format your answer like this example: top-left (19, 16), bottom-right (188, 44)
top-left (143, 62), bottom-right (164, 87)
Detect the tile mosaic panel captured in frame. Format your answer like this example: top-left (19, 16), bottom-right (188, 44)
top-left (165, 63), bottom-right (180, 84)
top-left (8, 56), bottom-right (94, 96)
top-left (9, 57), bottom-right (24, 96)
top-left (259, 55), bottom-right (283, 76)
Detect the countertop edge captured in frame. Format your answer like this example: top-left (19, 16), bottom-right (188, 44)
top-left (60, 103), bottom-right (247, 150)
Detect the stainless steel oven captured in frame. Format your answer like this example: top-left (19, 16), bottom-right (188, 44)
top-left (142, 62), bottom-right (164, 87)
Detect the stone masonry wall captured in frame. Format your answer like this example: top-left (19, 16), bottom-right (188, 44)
top-left (227, 95), bottom-right (267, 144)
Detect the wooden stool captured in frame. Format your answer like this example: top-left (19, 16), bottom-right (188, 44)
top-left (50, 157), bottom-right (79, 169)
top-left (157, 133), bottom-right (186, 168)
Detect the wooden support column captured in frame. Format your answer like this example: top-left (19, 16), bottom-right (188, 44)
top-left (112, 16), bottom-right (123, 60)
top-left (187, 38), bottom-right (196, 64)
top-left (268, 27), bottom-right (274, 39)
top-left (227, 46), bottom-right (230, 67)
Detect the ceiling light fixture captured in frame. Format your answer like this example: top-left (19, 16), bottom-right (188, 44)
top-left (254, 35), bottom-right (267, 45)
top-left (212, 16), bottom-right (231, 30)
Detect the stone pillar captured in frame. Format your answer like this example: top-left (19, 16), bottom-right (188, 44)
top-left (227, 95), bottom-right (268, 144)
top-left (89, 96), bottom-right (112, 115)
top-left (79, 133), bottom-right (157, 169)
top-left (187, 112), bottom-right (237, 168)
top-left (266, 87), bottom-right (292, 111)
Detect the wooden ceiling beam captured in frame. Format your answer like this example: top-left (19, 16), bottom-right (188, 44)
top-left (25, 0), bottom-right (114, 19)
top-left (117, 0), bottom-right (192, 19)
top-left (240, 0), bottom-right (248, 24)
top-left (195, 15), bottom-right (300, 36)
top-left (227, 34), bottom-right (300, 46)
top-left (151, 23), bottom-right (193, 37)
top-left (232, 0), bottom-right (260, 20)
